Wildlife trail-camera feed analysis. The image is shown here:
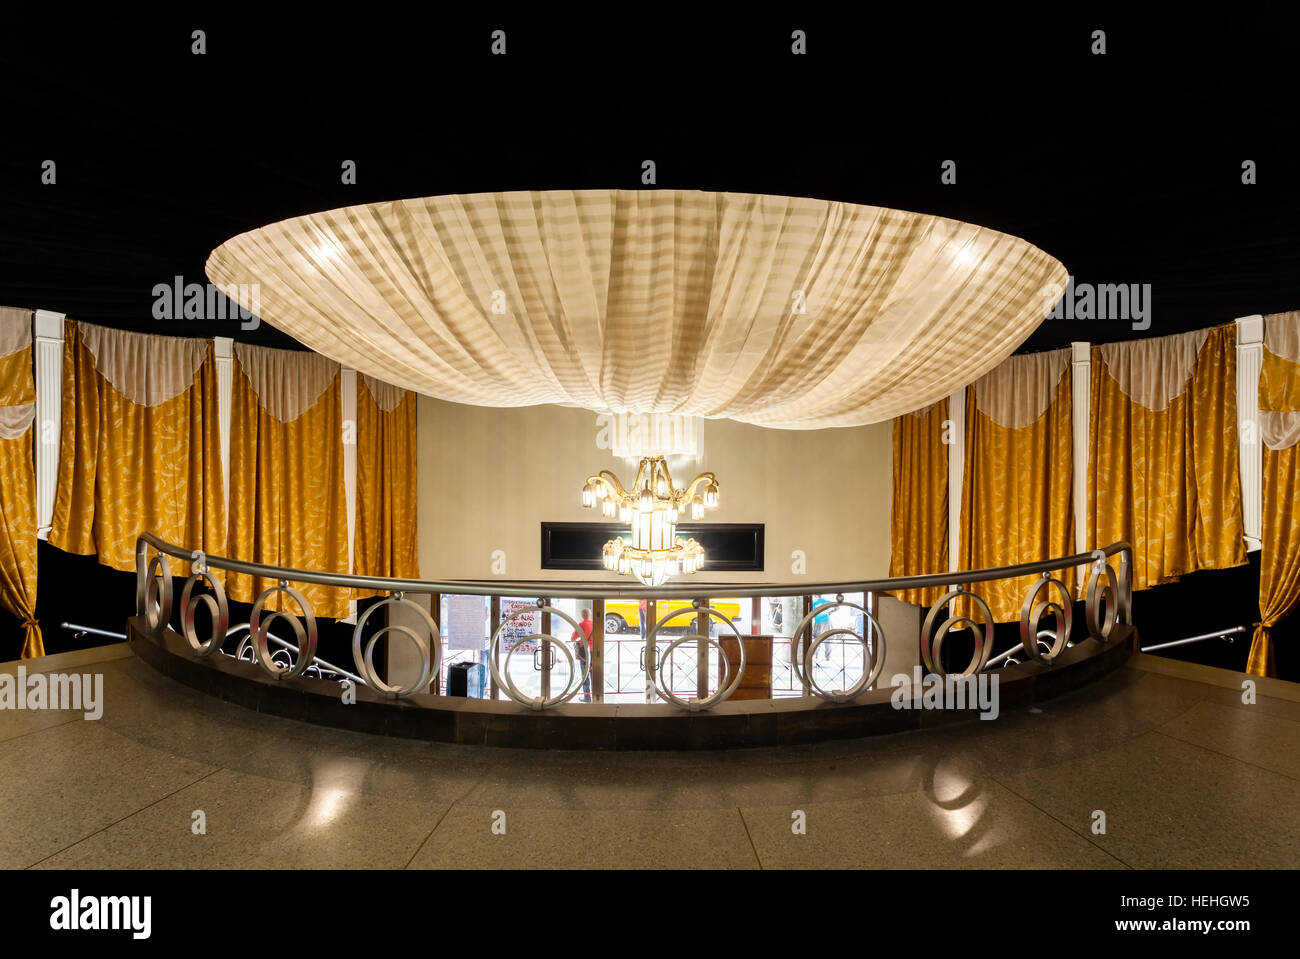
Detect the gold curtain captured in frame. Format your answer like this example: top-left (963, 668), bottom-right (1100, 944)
top-left (49, 321), bottom-right (225, 575)
top-left (959, 360), bottom-right (1074, 622)
top-left (1087, 324), bottom-right (1246, 590)
top-left (1249, 312), bottom-right (1300, 676)
top-left (226, 346), bottom-right (350, 619)
top-left (0, 308), bottom-right (41, 657)
top-left (353, 377), bottom-right (418, 597)
top-left (888, 399), bottom-right (949, 608)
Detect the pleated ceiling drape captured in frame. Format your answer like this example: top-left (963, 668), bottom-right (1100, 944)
top-left (1086, 324), bottom-right (1246, 590)
top-left (353, 375), bottom-right (418, 597)
top-left (959, 349), bottom-right (1074, 622)
top-left (887, 399), bottom-right (949, 608)
top-left (1249, 310), bottom-right (1300, 677)
top-left (0, 308), bottom-right (41, 658)
top-left (50, 320), bottom-right (225, 575)
top-left (227, 344), bottom-right (350, 619)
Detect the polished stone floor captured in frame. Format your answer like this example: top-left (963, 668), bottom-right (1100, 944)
top-left (2, 645), bottom-right (1298, 869)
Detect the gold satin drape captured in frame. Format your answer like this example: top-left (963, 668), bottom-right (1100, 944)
top-left (959, 372), bottom-right (1074, 623)
top-left (0, 322), bottom-right (41, 658)
top-left (353, 381), bottom-right (418, 597)
top-left (226, 353), bottom-right (350, 619)
top-left (1087, 325), bottom-right (1246, 590)
top-left (49, 321), bottom-right (225, 574)
top-left (1249, 337), bottom-right (1300, 676)
top-left (888, 399), bottom-right (949, 608)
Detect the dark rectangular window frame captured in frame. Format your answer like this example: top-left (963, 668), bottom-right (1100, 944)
top-left (540, 522), bottom-right (765, 572)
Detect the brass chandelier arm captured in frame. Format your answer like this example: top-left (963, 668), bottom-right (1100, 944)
top-left (678, 472), bottom-right (717, 504)
top-left (586, 471), bottom-right (633, 500)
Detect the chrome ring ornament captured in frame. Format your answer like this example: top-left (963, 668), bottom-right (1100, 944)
top-left (921, 589), bottom-right (995, 677)
top-left (249, 585), bottom-right (318, 680)
top-left (180, 569), bottom-right (229, 656)
top-left (1085, 560), bottom-right (1119, 643)
top-left (488, 604), bottom-right (589, 710)
top-left (790, 600), bottom-right (886, 702)
top-left (144, 553), bottom-right (174, 632)
top-left (645, 605), bottom-right (745, 711)
top-left (1019, 575), bottom-right (1074, 664)
top-left (351, 596), bottom-right (441, 698)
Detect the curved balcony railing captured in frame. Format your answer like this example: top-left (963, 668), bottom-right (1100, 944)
top-left (134, 533), bottom-right (1133, 712)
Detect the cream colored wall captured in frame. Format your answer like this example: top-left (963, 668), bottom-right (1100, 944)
top-left (416, 396), bottom-right (893, 584)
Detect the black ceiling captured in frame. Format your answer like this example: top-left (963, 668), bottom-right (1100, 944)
top-left (2, 12), bottom-right (1298, 355)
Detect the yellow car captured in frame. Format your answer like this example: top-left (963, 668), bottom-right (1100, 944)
top-left (604, 599), bottom-right (742, 634)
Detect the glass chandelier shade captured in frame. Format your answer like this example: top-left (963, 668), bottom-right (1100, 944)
top-left (582, 456), bottom-right (719, 586)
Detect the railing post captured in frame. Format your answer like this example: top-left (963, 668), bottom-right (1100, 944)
top-left (696, 598), bottom-right (709, 701)
top-left (591, 598), bottom-right (605, 703)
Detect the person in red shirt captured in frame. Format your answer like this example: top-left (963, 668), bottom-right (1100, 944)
top-left (571, 608), bottom-right (594, 701)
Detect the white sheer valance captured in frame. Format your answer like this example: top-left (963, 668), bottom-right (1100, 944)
top-left (79, 321), bottom-right (209, 407)
top-left (0, 307), bottom-right (31, 359)
top-left (1261, 409), bottom-right (1300, 451)
top-left (1264, 310), bottom-right (1300, 363)
top-left (0, 402), bottom-right (34, 440)
top-left (208, 189), bottom-right (1068, 430)
top-left (361, 374), bottom-right (407, 413)
top-left (972, 347), bottom-right (1069, 429)
top-left (1098, 328), bottom-right (1210, 412)
top-left (234, 343), bottom-right (338, 423)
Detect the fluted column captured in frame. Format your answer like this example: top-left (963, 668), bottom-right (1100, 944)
top-left (33, 310), bottom-right (65, 540)
top-left (947, 386), bottom-right (965, 580)
top-left (214, 337), bottom-right (233, 512)
top-left (1070, 342), bottom-right (1091, 556)
top-left (1236, 314), bottom-right (1263, 552)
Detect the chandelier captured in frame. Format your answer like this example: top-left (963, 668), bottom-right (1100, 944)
top-left (581, 457), bottom-right (719, 586)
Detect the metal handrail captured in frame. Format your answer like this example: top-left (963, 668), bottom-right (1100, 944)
top-left (135, 532), bottom-right (1133, 601)
top-left (1141, 625), bottom-right (1246, 653)
top-left (223, 623), bottom-right (364, 686)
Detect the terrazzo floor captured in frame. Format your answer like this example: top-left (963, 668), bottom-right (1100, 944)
top-left (2, 645), bottom-right (1297, 869)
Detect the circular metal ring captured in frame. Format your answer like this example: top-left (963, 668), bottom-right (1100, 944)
top-left (921, 590), bottom-right (995, 677)
top-left (1019, 576), bottom-right (1074, 664)
top-left (249, 585), bottom-right (318, 680)
top-left (789, 600), bottom-right (887, 700)
top-left (144, 553), bottom-right (173, 631)
top-left (646, 606), bottom-right (745, 710)
top-left (180, 569), bottom-right (229, 656)
top-left (488, 604), bottom-right (589, 709)
top-left (1085, 562), bottom-right (1119, 643)
top-left (352, 596), bottom-right (441, 698)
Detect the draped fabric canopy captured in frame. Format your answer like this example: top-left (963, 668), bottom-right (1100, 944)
top-left (207, 190), bottom-right (1067, 429)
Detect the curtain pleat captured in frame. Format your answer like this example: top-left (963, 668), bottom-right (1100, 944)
top-left (353, 378), bottom-right (418, 597)
top-left (226, 346), bottom-right (350, 619)
top-left (959, 361), bottom-right (1074, 622)
top-left (887, 400), bottom-right (949, 608)
top-left (0, 307), bottom-right (41, 658)
top-left (49, 320), bottom-right (225, 576)
top-left (1087, 324), bottom-right (1246, 590)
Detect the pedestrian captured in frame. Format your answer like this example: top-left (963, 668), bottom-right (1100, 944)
top-left (571, 607), bottom-right (594, 701)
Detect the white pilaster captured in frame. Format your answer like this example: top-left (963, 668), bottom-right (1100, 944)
top-left (33, 310), bottom-right (65, 540)
top-left (1070, 342), bottom-right (1092, 556)
top-left (947, 386), bottom-right (965, 575)
top-left (213, 337), bottom-right (233, 511)
top-left (341, 367), bottom-right (358, 622)
top-left (1235, 314), bottom-right (1264, 552)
